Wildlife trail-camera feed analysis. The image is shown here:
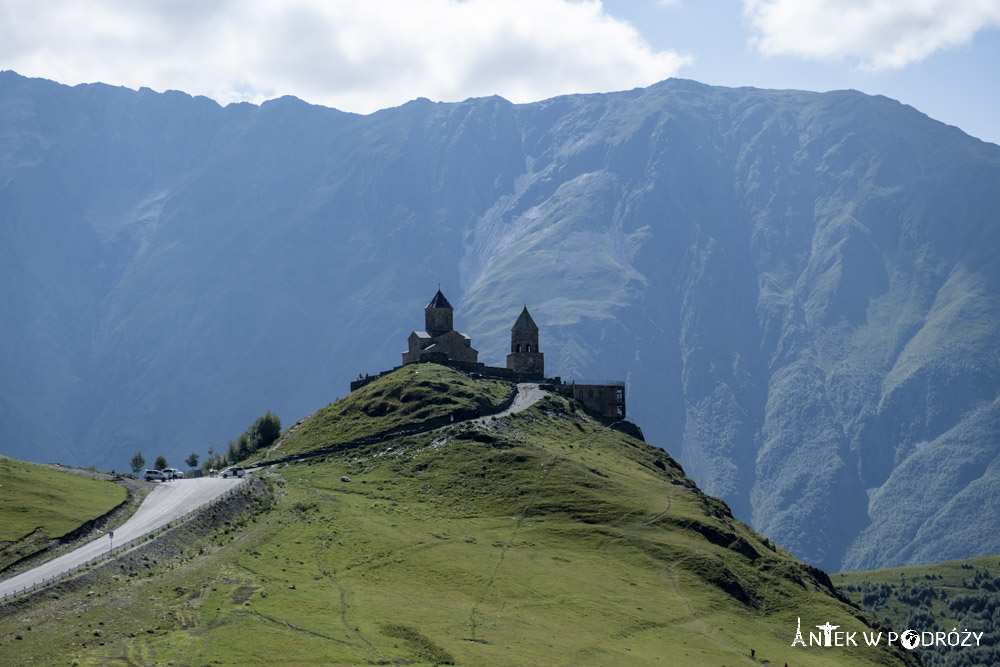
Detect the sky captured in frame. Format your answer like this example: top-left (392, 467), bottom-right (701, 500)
top-left (1, 0), bottom-right (998, 145)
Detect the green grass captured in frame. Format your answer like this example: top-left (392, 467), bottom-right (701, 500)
top-left (835, 555), bottom-right (1000, 630)
top-left (835, 554), bottom-right (1000, 665)
top-left (0, 387), bottom-right (917, 666)
top-left (267, 363), bottom-right (511, 460)
top-left (0, 457), bottom-right (127, 571)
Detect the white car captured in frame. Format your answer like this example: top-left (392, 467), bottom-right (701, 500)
top-left (220, 466), bottom-right (245, 479)
top-left (161, 468), bottom-right (182, 480)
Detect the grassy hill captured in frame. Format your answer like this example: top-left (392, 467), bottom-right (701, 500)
top-left (836, 555), bottom-right (1000, 666)
top-left (0, 366), bottom-right (917, 665)
top-left (266, 364), bottom-right (511, 460)
top-left (0, 457), bottom-right (127, 573)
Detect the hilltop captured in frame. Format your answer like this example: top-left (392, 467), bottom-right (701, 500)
top-left (0, 366), bottom-right (917, 665)
top-left (266, 363), bottom-right (513, 460)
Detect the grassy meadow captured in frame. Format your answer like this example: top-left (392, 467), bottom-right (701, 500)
top-left (0, 368), bottom-right (917, 665)
top-left (0, 458), bottom-right (127, 572)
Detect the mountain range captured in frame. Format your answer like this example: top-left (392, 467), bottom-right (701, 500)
top-left (1, 69), bottom-right (998, 572)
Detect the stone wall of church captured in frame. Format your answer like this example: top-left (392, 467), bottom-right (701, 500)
top-left (427, 330), bottom-right (478, 363)
top-left (507, 350), bottom-right (544, 374)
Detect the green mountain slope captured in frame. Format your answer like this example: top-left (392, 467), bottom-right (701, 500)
top-left (0, 368), bottom-right (916, 665)
top-left (836, 554), bottom-right (1000, 666)
top-left (0, 457), bottom-right (127, 573)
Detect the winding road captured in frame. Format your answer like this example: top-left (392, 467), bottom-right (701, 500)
top-left (485, 382), bottom-right (546, 420)
top-left (0, 476), bottom-right (246, 599)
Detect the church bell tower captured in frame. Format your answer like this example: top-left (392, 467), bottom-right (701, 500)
top-left (424, 288), bottom-right (454, 336)
top-left (506, 306), bottom-right (544, 376)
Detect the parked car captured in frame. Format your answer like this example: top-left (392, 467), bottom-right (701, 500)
top-left (220, 466), bottom-right (245, 479)
top-left (143, 469), bottom-right (166, 482)
top-left (161, 468), bottom-right (182, 480)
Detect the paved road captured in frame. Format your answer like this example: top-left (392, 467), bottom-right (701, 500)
top-left (480, 382), bottom-right (546, 421)
top-left (0, 476), bottom-right (246, 599)
top-left (466, 382), bottom-right (547, 426)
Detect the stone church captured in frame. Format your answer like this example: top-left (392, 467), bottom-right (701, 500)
top-left (402, 288), bottom-right (544, 377)
top-left (402, 289), bottom-right (479, 365)
top-left (354, 287), bottom-right (624, 419)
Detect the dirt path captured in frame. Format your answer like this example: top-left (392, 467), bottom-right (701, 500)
top-left (266, 419), bottom-right (305, 459)
top-left (643, 496), bottom-right (672, 525)
top-left (468, 451), bottom-right (562, 641)
top-left (315, 547), bottom-right (383, 656)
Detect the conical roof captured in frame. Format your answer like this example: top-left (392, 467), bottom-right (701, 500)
top-left (426, 289), bottom-right (453, 310)
top-left (512, 306), bottom-right (538, 331)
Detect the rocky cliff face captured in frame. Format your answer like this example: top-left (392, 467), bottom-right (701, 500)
top-left (2, 70), bottom-right (998, 570)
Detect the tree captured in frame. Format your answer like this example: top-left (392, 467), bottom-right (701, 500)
top-left (130, 451), bottom-right (145, 474)
top-left (185, 452), bottom-right (200, 469)
top-left (154, 455), bottom-right (168, 470)
top-left (227, 434), bottom-right (250, 464)
top-left (248, 411), bottom-right (282, 452)
top-left (226, 411), bottom-right (282, 464)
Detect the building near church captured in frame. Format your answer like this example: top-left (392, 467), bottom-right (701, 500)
top-left (554, 382), bottom-right (626, 419)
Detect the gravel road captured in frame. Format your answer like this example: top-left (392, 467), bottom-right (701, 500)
top-left (0, 476), bottom-right (246, 598)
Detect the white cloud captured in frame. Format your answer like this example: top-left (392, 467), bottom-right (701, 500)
top-left (743, 0), bottom-right (1000, 70)
top-left (0, 0), bottom-right (691, 112)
